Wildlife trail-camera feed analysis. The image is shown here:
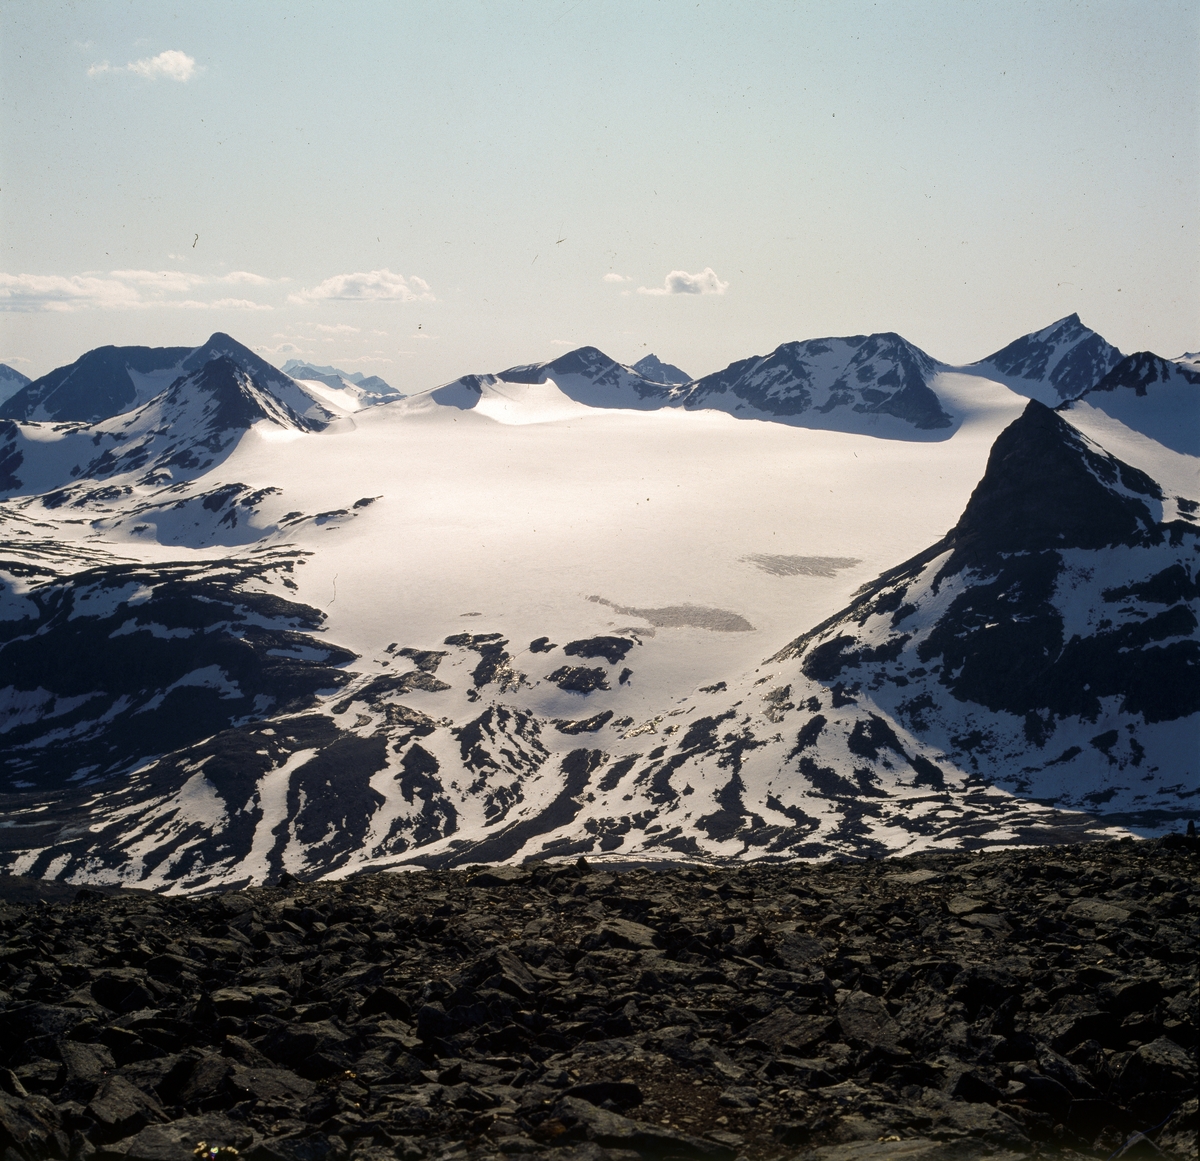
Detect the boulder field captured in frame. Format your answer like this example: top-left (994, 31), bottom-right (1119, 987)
top-left (0, 837), bottom-right (1196, 1161)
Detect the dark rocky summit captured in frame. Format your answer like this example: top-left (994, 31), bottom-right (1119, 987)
top-left (0, 838), bottom-right (1195, 1161)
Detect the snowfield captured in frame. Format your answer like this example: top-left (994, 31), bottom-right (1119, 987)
top-left (0, 318), bottom-right (1195, 890)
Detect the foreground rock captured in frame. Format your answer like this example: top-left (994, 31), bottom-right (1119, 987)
top-left (0, 837), bottom-right (1196, 1161)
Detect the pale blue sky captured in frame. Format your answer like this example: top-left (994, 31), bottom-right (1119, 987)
top-left (1, 0), bottom-right (1196, 387)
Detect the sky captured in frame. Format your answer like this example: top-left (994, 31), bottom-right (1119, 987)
top-left (1, 0), bottom-right (1197, 389)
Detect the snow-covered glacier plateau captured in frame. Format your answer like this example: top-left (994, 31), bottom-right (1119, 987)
top-left (0, 317), bottom-right (1196, 891)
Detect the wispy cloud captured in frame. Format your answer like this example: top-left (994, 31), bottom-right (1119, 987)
top-left (221, 270), bottom-right (273, 286)
top-left (0, 269), bottom-right (274, 312)
top-left (317, 323), bottom-right (361, 334)
top-left (203, 298), bottom-right (273, 311)
top-left (0, 273), bottom-right (143, 312)
top-left (602, 272), bottom-right (630, 283)
top-left (89, 49), bottom-right (199, 82)
top-left (110, 268), bottom-right (206, 292)
top-left (637, 267), bottom-right (729, 296)
top-left (289, 269), bottom-right (433, 304)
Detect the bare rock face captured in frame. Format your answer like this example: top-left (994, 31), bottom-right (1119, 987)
top-left (0, 836), bottom-right (1196, 1161)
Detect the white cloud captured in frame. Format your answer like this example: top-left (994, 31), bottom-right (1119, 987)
top-left (128, 50), bottom-right (198, 82)
top-left (637, 267), bottom-right (729, 296)
top-left (204, 298), bottom-right (273, 311)
top-left (0, 273), bottom-right (143, 312)
top-left (550, 339), bottom-right (574, 346)
top-left (290, 268), bottom-right (434, 304)
top-left (110, 268), bottom-right (207, 292)
top-left (221, 270), bottom-right (273, 286)
top-left (88, 49), bottom-right (198, 82)
top-left (317, 323), bottom-right (361, 334)
top-left (602, 272), bottom-right (630, 283)
top-left (0, 269), bottom-right (273, 312)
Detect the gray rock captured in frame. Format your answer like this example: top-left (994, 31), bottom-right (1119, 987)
top-left (551, 1095), bottom-right (735, 1159)
top-left (123, 1114), bottom-right (256, 1161)
top-left (836, 992), bottom-right (906, 1055)
top-left (87, 1075), bottom-right (166, 1141)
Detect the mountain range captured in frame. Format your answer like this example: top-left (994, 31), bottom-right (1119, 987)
top-left (0, 314), bottom-right (1195, 891)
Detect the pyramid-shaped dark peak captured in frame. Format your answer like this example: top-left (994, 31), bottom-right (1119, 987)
top-left (173, 355), bottom-right (317, 433)
top-left (183, 333), bottom-right (291, 383)
top-left (949, 400), bottom-right (1162, 565)
top-left (632, 353), bottom-right (691, 385)
top-left (1085, 351), bottom-right (1200, 397)
top-left (978, 315), bottom-right (1123, 400)
top-left (1042, 312), bottom-right (1083, 335)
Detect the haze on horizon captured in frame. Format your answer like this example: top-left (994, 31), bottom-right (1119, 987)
top-left (1, 0), bottom-right (1196, 389)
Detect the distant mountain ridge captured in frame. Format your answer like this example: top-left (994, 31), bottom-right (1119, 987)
top-left (282, 359), bottom-right (399, 397)
top-left (426, 333), bottom-right (956, 437)
top-left (0, 363), bottom-right (32, 407)
top-left (1058, 350), bottom-right (1200, 457)
top-left (632, 353), bottom-right (690, 384)
top-left (1, 314), bottom-right (1154, 440)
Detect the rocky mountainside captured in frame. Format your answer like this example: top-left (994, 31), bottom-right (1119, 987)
top-left (757, 400), bottom-right (1199, 821)
top-left (0, 356), bottom-right (323, 498)
top-left (676, 335), bottom-right (952, 433)
top-left (0, 335), bottom-right (336, 427)
top-left (0, 838), bottom-right (1195, 1161)
top-left (0, 549), bottom-right (355, 795)
top-left (2, 398), bottom-right (1194, 891)
top-left (0, 344), bottom-right (193, 424)
top-left (1060, 352), bottom-right (1200, 456)
top-left (974, 315), bottom-right (1124, 406)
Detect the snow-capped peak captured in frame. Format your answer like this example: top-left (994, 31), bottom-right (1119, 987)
top-left (0, 355), bottom-right (322, 500)
top-left (677, 331), bottom-right (952, 433)
top-left (632, 353), bottom-right (692, 385)
top-left (423, 346), bottom-right (684, 415)
top-left (0, 333), bottom-right (337, 427)
top-left (975, 313), bottom-right (1124, 404)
